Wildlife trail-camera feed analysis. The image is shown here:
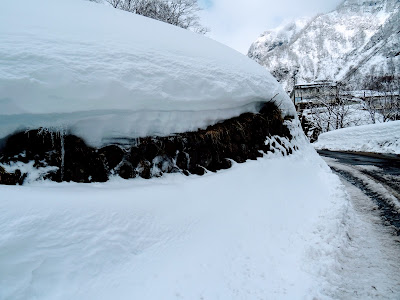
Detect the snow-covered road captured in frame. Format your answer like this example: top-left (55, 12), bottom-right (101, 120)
top-left (326, 178), bottom-right (400, 299)
top-left (318, 151), bottom-right (400, 298)
top-left (319, 150), bottom-right (400, 234)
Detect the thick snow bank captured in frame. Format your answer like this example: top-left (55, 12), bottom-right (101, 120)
top-left (0, 131), bottom-right (353, 299)
top-left (0, 0), bottom-right (294, 147)
top-left (314, 121), bottom-right (400, 154)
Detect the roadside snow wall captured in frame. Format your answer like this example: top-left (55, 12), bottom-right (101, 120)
top-left (314, 121), bottom-right (400, 154)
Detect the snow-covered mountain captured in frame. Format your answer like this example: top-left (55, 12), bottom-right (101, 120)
top-left (248, 0), bottom-right (400, 91)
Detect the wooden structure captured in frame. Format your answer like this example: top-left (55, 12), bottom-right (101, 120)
top-left (290, 81), bottom-right (338, 105)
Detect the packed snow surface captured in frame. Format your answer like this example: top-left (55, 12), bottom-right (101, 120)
top-left (314, 121), bottom-right (400, 154)
top-left (0, 0), bottom-right (294, 147)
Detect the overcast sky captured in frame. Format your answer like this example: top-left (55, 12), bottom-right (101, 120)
top-left (199, 0), bottom-right (343, 54)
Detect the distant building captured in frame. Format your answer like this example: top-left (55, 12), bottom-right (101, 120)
top-left (290, 81), bottom-right (338, 105)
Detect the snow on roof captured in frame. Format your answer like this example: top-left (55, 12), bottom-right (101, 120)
top-left (295, 81), bottom-right (338, 89)
top-left (343, 90), bottom-right (400, 97)
top-left (0, 0), bottom-right (295, 147)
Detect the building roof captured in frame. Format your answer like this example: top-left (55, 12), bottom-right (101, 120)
top-left (295, 81), bottom-right (338, 89)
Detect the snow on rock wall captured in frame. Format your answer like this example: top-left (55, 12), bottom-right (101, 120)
top-left (0, 0), bottom-right (295, 147)
top-left (0, 102), bottom-right (299, 184)
top-left (248, 0), bottom-right (400, 92)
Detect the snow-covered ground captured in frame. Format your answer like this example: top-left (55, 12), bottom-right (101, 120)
top-left (314, 121), bottom-right (400, 154)
top-left (0, 132), bottom-right (355, 299)
top-left (1, 129), bottom-right (399, 299)
top-left (0, 0), bottom-right (294, 147)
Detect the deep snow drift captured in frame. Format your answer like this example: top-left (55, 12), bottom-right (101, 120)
top-left (0, 0), bottom-right (294, 147)
top-left (2, 126), bottom-right (399, 299)
top-left (0, 128), bottom-right (356, 299)
top-left (314, 121), bottom-right (400, 154)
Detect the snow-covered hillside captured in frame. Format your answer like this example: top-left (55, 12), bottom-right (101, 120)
top-left (248, 0), bottom-right (400, 91)
top-left (0, 0), bottom-right (294, 148)
top-left (314, 120), bottom-right (400, 154)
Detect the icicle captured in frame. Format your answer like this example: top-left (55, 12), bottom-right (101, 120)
top-left (50, 131), bottom-right (55, 149)
top-left (184, 152), bottom-right (190, 170)
top-left (60, 129), bottom-right (65, 181)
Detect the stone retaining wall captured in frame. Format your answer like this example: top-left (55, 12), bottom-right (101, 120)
top-left (0, 102), bottom-right (296, 184)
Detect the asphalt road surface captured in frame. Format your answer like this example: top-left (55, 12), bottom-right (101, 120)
top-left (318, 150), bottom-right (400, 235)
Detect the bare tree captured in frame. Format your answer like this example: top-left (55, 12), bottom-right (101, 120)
top-left (333, 94), bottom-right (353, 129)
top-left (105, 0), bottom-right (123, 8)
top-left (103, 0), bottom-right (208, 33)
top-left (362, 74), bottom-right (400, 122)
top-left (361, 93), bottom-right (379, 124)
top-left (380, 75), bottom-right (400, 121)
top-left (302, 84), bottom-right (359, 140)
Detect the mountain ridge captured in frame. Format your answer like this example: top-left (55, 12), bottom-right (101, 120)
top-left (248, 0), bottom-right (400, 91)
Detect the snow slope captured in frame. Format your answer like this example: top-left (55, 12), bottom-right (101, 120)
top-left (314, 120), bottom-right (400, 154)
top-left (248, 0), bottom-right (400, 91)
top-left (0, 0), bottom-right (294, 147)
top-left (0, 127), bottom-right (352, 299)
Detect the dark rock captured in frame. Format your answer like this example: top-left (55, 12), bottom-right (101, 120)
top-left (99, 145), bottom-right (125, 170)
top-left (176, 151), bottom-right (190, 170)
top-left (118, 162), bottom-right (134, 179)
top-left (191, 166), bottom-right (206, 176)
top-left (47, 135), bottom-right (108, 183)
top-left (137, 160), bottom-right (152, 179)
top-left (0, 167), bottom-right (26, 185)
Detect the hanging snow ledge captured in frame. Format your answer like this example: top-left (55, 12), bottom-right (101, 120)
top-left (0, 0), bottom-right (295, 147)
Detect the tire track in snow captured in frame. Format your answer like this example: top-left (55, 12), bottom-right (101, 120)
top-left (320, 153), bottom-right (400, 235)
top-left (325, 178), bottom-right (400, 299)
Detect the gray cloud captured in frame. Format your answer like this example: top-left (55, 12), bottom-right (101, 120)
top-left (200, 0), bottom-right (343, 54)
